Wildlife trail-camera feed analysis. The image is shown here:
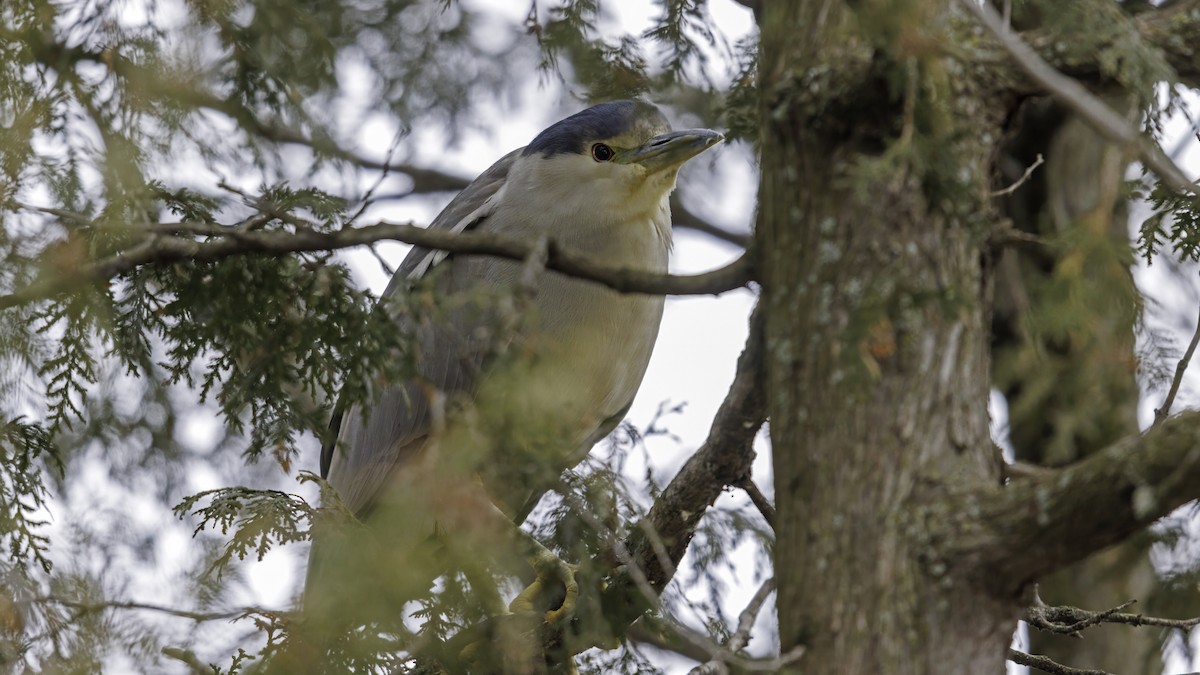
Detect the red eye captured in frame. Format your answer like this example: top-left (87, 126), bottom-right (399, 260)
top-left (591, 143), bottom-right (614, 162)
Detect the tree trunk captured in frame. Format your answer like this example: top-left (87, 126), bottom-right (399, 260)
top-left (759, 3), bottom-right (1016, 671)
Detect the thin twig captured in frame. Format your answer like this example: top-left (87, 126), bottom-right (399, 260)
top-left (1154, 297), bottom-right (1200, 425)
top-left (366, 245), bottom-right (397, 277)
top-left (990, 153), bottom-right (1045, 197)
top-left (728, 580), bottom-right (776, 653)
top-left (959, 0), bottom-right (1198, 195)
top-left (628, 621), bottom-right (712, 663)
top-left (1024, 599), bottom-right (1137, 635)
top-left (347, 131), bottom-right (405, 226)
top-left (988, 225), bottom-right (1049, 252)
top-left (36, 596), bottom-right (273, 623)
top-left (561, 487), bottom-right (780, 672)
top-left (690, 578), bottom-right (777, 675)
top-left (630, 622), bottom-right (802, 674)
top-left (1007, 648), bottom-right (1112, 675)
top-left (216, 180), bottom-right (257, 202)
top-left (352, 133), bottom-right (405, 277)
top-left (670, 194), bottom-right (752, 248)
top-left (737, 478), bottom-right (776, 528)
top-left (1025, 598), bottom-right (1200, 634)
top-left (657, 618), bottom-right (797, 674)
top-left (561, 491), bottom-right (665, 613)
top-left (12, 202), bottom-right (93, 224)
top-left (162, 647), bottom-right (217, 675)
top-left (1168, 103), bottom-right (1200, 162)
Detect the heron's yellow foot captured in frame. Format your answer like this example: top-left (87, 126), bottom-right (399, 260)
top-left (510, 548), bottom-right (579, 626)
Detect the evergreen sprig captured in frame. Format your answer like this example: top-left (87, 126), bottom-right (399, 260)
top-left (1136, 179), bottom-right (1200, 263)
top-left (0, 417), bottom-right (58, 572)
top-left (174, 484), bottom-right (317, 578)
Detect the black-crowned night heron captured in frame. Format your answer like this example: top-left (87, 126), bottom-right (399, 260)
top-left (307, 100), bottom-right (723, 630)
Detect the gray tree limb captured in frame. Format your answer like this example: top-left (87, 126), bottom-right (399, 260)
top-left (690, 578), bottom-right (777, 675)
top-left (943, 409), bottom-right (1200, 591)
top-left (0, 221), bottom-right (755, 311)
top-left (1007, 649), bottom-right (1111, 675)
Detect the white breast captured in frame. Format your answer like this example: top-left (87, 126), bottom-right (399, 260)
top-left (469, 191), bottom-right (672, 459)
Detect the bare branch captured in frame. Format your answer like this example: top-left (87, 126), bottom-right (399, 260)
top-left (1007, 649), bottom-right (1112, 675)
top-left (35, 596), bottom-right (274, 623)
top-left (0, 221), bottom-right (755, 311)
top-left (1154, 297), bottom-right (1200, 425)
top-left (959, 0), bottom-right (1198, 195)
top-left (162, 647), bottom-right (220, 675)
top-left (628, 622), bottom-right (713, 663)
top-left (736, 478), bottom-right (776, 528)
top-left (670, 194), bottom-right (752, 248)
top-left (988, 225), bottom-right (1049, 253)
top-left (1025, 597), bottom-right (1200, 635)
top-left (630, 617), bottom-right (800, 674)
top-left (989, 153), bottom-right (1045, 197)
top-left (690, 578), bottom-right (776, 675)
top-left (727, 579), bottom-right (776, 654)
top-left (1025, 598), bottom-right (1138, 636)
top-left (365, 245), bottom-right (397, 277)
top-left (1003, 460), bottom-right (1060, 482)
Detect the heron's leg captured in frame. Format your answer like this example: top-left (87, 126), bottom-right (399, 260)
top-left (438, 478), bottom-right (578, 624)
top-left (461, 476), bottom-right (579, 626)
top-left (508, 527), bottom-right (579, 626)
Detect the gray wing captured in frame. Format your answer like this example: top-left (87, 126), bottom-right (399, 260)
top-left (320, 148), bottom-right (522, 516)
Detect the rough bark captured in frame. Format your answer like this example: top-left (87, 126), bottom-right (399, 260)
top-left (760, 3), bottom-right (1012, 671)
top-left (941, 409), bottom-right (1200, 588)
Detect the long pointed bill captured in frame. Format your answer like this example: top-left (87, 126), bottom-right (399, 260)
top-left (620, 128), bottom-right (724, 172)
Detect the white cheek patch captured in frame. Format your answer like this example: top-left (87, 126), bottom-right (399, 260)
top-left (406, 183), bottom-right (508, 281)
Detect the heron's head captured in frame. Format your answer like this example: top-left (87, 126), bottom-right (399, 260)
top-left (512, 100), bottom-right (724, 219)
